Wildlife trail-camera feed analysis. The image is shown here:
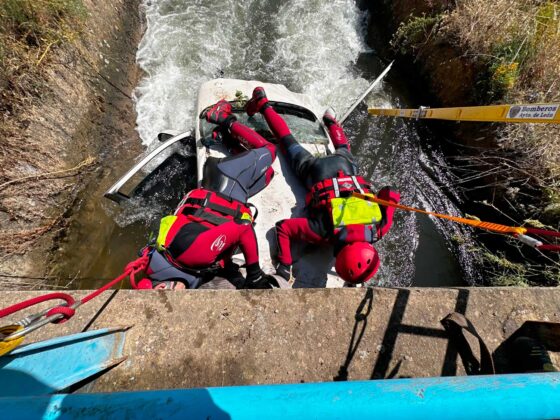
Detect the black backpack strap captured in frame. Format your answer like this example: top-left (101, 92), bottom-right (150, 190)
top-left (441, 312), bottom-right (495, 375)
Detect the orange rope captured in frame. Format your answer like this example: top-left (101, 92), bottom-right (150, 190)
top-left (353, 193), bottom-right (528, 236)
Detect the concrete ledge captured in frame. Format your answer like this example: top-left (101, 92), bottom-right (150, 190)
top-left (1, 288), bottom-right (559, 391)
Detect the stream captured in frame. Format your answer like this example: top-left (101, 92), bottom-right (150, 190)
top-left (52, 0), bottom-right (480, 288)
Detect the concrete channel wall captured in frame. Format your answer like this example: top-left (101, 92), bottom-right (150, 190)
top-left (1, 288), bottom-right (559, 391)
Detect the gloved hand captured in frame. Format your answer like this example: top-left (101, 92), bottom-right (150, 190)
top-left (205, 99), bottom-right (236, 127)
top-left (245, 263), bottom-right (279, 289)
top-left (244, 272), bottom-right (280, 289)
top-left (275, 262), bottom-right (292, 281)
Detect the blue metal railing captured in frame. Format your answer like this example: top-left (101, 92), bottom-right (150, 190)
top-left (2, 372), bottom-right (560, 419)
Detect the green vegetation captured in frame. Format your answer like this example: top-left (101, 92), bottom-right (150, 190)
top-left (232, 90), bottom-right (249, 109)
top-left (487, 39), bottom-right (526, 100)
top-left (471, 244), bottom-right (560, 287)
top-left (391, 14), bottom-right (443, 55)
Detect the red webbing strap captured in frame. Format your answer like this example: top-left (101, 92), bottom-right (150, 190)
top-left (525, 227), bottom-right (560, 238)
top-left (523, 228), bottom-right (560, 252)
top-left (537, 244), bottom-right (560, 252)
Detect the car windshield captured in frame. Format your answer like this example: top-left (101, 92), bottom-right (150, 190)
top-left (199, 102), bottom-right (329, 145)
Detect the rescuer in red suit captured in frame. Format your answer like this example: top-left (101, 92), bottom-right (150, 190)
top-left (244, 87), bottom-right (400, 285)
top-left (138, 100), bottom-right (280, 290)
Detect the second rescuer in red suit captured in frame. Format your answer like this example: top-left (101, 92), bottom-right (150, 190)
top-left (244, 87), bottom-right (401, 285)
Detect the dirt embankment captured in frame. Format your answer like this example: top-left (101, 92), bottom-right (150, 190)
top-left (367, 0), bottom-right (477, 106)
top-left (366, 0), bottom-right (560, 286)
top-left (0, 0), bottom-right (143, 288)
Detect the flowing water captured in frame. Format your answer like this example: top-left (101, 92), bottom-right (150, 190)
top-left (53, 0), bottom-right (480, 287)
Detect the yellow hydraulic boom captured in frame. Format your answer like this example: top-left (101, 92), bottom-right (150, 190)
top-left (368, 103), bottom-right (560, 124)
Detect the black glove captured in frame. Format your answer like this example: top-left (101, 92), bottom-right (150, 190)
top-left (244, 264), bottom-right (279, 289)
top-left (245, 273), bottom-right (280, 289)
top-left (275, 263), bottom-right (292, 281)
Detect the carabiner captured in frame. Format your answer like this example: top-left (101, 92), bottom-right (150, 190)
top-left (1, 301), bottom-right (81, 342)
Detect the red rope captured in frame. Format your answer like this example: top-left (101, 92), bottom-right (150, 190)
top-left (537, 244), bottom-right (560, 252)
top-left (0, 250), bottom-right (150, 326)
top-left (0, 293), bottom-right (75, 319)
top-left (525, 227), bottom-right (560, 238)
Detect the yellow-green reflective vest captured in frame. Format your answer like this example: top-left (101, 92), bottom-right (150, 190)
top-left (330, 193), bottom-right (382, 228)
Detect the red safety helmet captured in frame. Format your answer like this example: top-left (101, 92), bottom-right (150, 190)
top-left (335, 242), bottom-right (380, 284)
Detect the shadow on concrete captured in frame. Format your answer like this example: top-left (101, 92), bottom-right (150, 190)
top-left (370, 288), bottom-right (470, 379)
top-left (334, 288), bottom-right (375, 381)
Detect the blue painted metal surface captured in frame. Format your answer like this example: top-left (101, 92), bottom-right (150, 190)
top-left (1, 373), bottom-right (560, 419)
top-left (0, 327), bottom-right (128, 397)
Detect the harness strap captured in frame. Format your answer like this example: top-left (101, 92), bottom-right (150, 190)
top-left (185, 197), bottom-right (242, 219)
top-left (312, 177), bottom-right (372, 198)
top-left (182, 207), bottom-right (231, 226)
top-left (182, 191), bottom-right (252, 226)
top-left (333, 178), bottom-right (340, 197)
top-left (351, 176), bottom-right (365, 194)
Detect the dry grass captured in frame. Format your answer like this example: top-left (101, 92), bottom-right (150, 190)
top-left (444, 0), bottom-right (560, 193)
top-left (441, 1), bottom-right (560, 284)
top-left (0, 0), bottom-right (88, 267)
top-left (0, 0), bottom-right (85, 114)
top-left (390, 1), bottom-right (560, 284)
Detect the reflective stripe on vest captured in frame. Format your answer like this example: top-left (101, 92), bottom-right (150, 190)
top-left (351, 176), bottom-right (365, 194)
top-left (333, 177), bottom-right (340, 197)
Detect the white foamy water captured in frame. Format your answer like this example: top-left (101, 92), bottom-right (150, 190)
top-left (135, 0), bottom-right (370, 144)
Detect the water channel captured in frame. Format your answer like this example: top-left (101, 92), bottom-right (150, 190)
top-left (52, 0), bottom-right (479, 288)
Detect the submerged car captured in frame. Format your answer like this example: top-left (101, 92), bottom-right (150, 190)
top-left (106, 79), bottom-right (345, 288)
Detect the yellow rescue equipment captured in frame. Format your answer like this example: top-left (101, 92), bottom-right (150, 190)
top-left (368, 103), bottom-right (560, 124)
top-left (156, 215), bottom-right (178, 251)
top-left (331, 193), bottom-right (382, 228)
top-left (0, 325), bottom-right (25, 356)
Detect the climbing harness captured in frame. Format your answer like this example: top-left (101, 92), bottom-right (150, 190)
top-left (353, 192), bottom-right (560, 252)
top-left (0, 250), bottom-right (150, 352)
top-left (309, 175), bottom-right (382, 229)
top-left (368, 103), bottom-right (560, 124)
top-left (175, 189), bottom-right (253, 228)
top-left (309, 175), bottom-right (372, 208)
